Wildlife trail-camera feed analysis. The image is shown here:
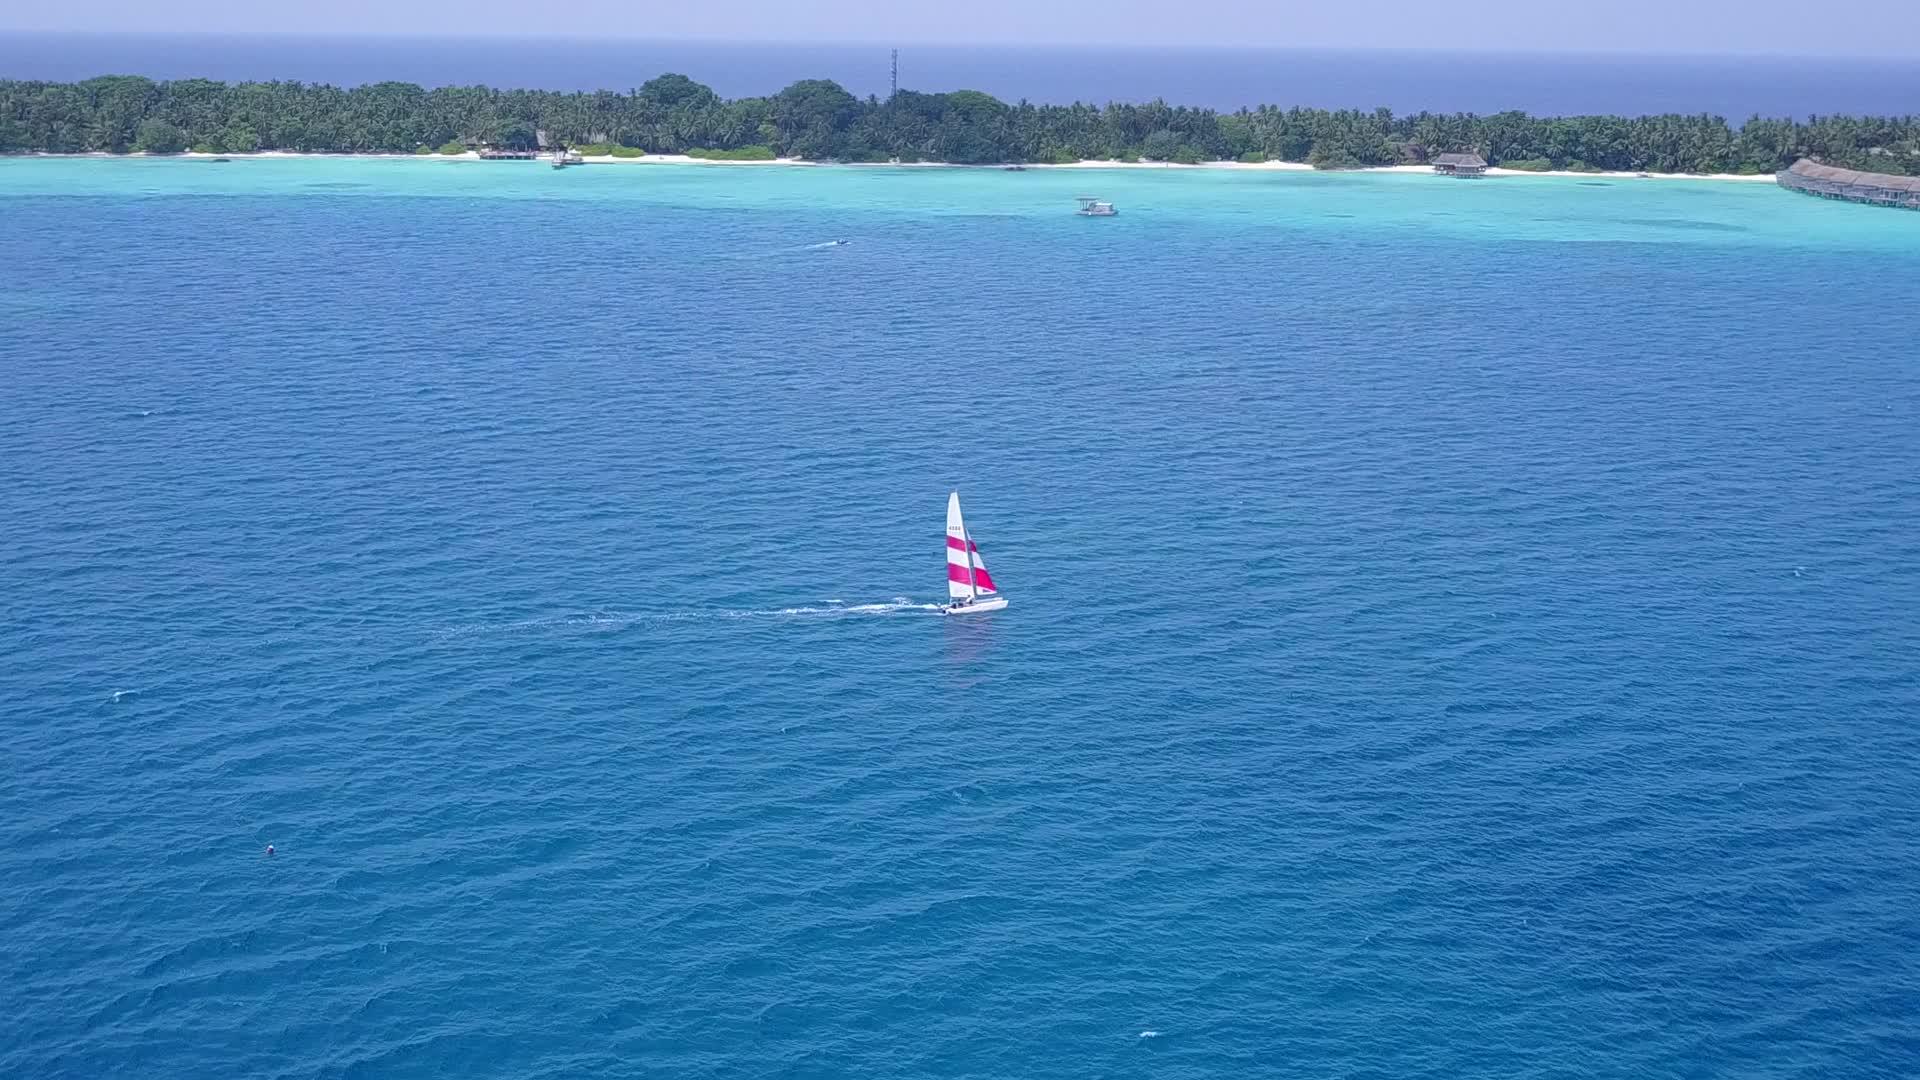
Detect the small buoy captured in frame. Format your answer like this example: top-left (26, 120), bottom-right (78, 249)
top-left (265, 844), bottom-right (275, 856)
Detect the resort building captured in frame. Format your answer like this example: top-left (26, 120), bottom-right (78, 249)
top-left (472, 142), bottom-right (539, 160)
top-left (1777, 159), bottom-right (1920, 210)
top-left (1432, 152), bottom-right (1488, 178)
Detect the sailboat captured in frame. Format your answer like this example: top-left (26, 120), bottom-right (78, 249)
top-left (944, 491), bottom-right (1008, 615)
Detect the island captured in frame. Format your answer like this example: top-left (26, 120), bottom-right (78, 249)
top-left (2, 73), bottom-right (1916, 181)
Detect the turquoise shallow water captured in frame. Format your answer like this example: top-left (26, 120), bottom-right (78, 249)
top-left (3, 158), bottom-right (1919, 1079)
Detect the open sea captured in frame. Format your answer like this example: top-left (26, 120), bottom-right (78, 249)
top-left (3, 158), bottom-right (1920, 1079)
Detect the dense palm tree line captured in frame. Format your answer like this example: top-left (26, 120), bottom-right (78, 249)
top-left (3, 73), bottom-right (1915, 174)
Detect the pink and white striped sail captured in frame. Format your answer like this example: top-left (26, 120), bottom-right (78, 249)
top-left (946, 491), bottom-right (998, 600)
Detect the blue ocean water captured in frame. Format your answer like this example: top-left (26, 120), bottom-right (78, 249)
top-left (3, 158), bottom-right (1920, 1079)
top-left (6, 33), bottom-right (1920, 117)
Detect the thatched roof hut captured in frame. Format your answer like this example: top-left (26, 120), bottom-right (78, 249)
top-left (1432, 152), bottom-right (1488, 177)
top-left (1778, 158), bottom-right (1920, 209)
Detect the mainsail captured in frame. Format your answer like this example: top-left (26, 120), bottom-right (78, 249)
top-left (946, 491), bottom-right (998, 600)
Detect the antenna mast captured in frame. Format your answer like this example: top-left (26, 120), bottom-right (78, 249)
top-left (890, 49), bottom-right (899, 99)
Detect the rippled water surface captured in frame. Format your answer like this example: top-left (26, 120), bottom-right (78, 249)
top-left (4, 158), bottom-right (1919, 1079)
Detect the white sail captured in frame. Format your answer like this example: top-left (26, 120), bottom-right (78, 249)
top-left (945, 491), bottom-right (1000, 601)
top-left (946, 492), bottom-right (975, 600)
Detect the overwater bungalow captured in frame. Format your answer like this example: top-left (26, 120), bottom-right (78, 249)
top-left (1432, 152), bottom-right (1489, 178)
top-left (1777, 158), bottom-right (1920, 210)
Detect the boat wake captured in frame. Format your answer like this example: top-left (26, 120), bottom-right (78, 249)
top-left (433, 598), bottom-right (941, 637)
top-left (724, 597), bottom-right (938, 618)
top-left (720, 240), bottom-right (852, 262)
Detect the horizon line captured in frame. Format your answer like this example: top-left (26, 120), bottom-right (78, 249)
top-left (2, 29), bottom-right (1917, 62)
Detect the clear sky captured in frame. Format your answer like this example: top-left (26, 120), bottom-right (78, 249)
top-left (5, 0), bottom-right (1918, 56)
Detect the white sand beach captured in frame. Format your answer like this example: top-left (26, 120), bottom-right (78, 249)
top-left (1022, 159), bottom-right (1775, 181)
top-left (157, 149), bottom-right (1778, 182)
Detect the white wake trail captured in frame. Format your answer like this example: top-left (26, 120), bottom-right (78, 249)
top-left (433, 598), bottom-right (941, 637)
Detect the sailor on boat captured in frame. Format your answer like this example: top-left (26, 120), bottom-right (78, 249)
top-left (943, 491), bottom-right (1008, 615)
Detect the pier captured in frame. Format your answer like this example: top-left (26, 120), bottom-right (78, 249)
top-left (1777, 159), bottom-right (1920, 210)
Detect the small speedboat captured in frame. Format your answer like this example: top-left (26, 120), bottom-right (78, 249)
top-left (943, 491), bottom-right (1008, 615)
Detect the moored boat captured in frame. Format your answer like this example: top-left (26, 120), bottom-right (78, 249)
top-left (1075, 195), bottom-right (1118, 216)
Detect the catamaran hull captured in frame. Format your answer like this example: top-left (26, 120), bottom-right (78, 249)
top-left (944, 597), bottom-right (1008, 615)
